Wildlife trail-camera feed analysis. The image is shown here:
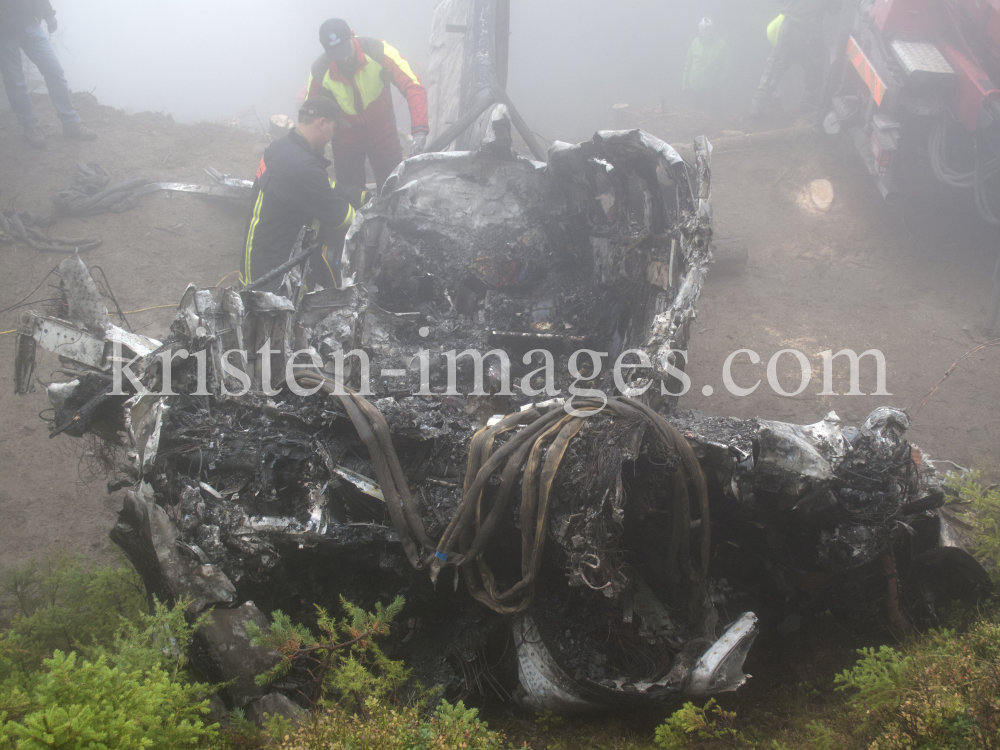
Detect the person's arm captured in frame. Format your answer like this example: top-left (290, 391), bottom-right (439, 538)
top-left (281, 161), bottom-right (355, 234)
top-left (35, 0), bottom-right (56, 30)
top-left (306, 54), bottom-right (331, 99)
top-left (380, 41), bottom-right (429, 135)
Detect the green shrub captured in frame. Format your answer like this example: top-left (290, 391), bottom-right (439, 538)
top-left (275, 696), bottom-right (516, 750)
top-left (247, 595), bottom-right (407, 711)
top-left (654, 699), bottom-right (753, 749)
top-left (0, 555), bottom-right (145, 679)
top-left (102, 596), bottom-right (209, 676)
top-left (947, 471), bottom-right (1000, 580)
top-left (0, 556), bottom-right (218, 749)
top-left (835, 616), bottom-right (1000, 749)
top-left (249, 597), bottom-right (527, 749)
top-left (1, 650), bottom-right (215, 749)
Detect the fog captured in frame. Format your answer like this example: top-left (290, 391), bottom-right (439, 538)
top-left (50, 1), bottom-right (784, 141)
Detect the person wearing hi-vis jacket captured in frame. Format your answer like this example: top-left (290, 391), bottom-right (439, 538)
top-left (750, 0), bottom-right (842, 121)
top-left (306, 18), bottom-right (429, 195)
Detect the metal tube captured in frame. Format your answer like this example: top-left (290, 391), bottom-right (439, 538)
top-left (490, 86), bottom-right (547, 162)
top-left (423, 93), bottom-right (497, 153)
top-left (243, 245), bottom-right (315, 291)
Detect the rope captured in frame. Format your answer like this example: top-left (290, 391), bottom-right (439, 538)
top-left (291, 367), bottom-right (710, 615)
top-left (455, 397), bottom-right (710, 614)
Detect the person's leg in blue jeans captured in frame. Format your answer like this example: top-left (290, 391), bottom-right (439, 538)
top-left (17, 22), bottom-right (80, 126)
top-left (0, 21), bottom-right (93, 146)
top-left (0, 30), bottom-right (39, 129)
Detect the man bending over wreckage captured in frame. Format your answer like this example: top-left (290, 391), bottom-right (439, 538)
top-left (307, 18), bottom-right (429, 194)
top-left (240, 96), bottom-right (364, 292)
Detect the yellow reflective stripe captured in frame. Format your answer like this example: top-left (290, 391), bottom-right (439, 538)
top-left (337, 204), bottom-right (355, 230)
top-left (321, 245), bottom-right (338, 287)
top-left (241, 190), bottom-right (265, 285)
top-left (354, 55), bottom-right (386, 109)
top-left (322, 72), bottom-right (358, 115)
top-left (312, 55), bottom-right (387, 115)
top-left (382, 42), bottom-right (420, 85)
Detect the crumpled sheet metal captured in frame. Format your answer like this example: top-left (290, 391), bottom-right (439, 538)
top-left (16, 312), bottom-right (160, 397)
top-left (672, 407), bottom-right (991, 627)
top-left (545, 130), bottom-right (714, 385)
top-left (513, 616), bottom-right (603, 712)
top-left (756, 411), bottom-right (848, 483)
top-left (14, 254), bottom-right (161, 397)
top-left (514, 609), bottom-right (758, 711)
top-left (345, 126), bottom-right (712, 406)
top-left (126, 394), bottom-right (169, 474)
top-left (22, 130), bottom-right (732, 712)
top-left (60, 254), bottom-right (109, 331)
top-left (20, 314), bottom-right (106, 370)
top-left (112, 482), bottom-right (236, 614)
top-left (687, 613), bottom-right (758, 696)
top-left (425, 0), bottom-right (471, 147)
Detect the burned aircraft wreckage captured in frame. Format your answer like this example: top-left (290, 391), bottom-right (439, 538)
top-left (13, 119), bottom-right (991, 715)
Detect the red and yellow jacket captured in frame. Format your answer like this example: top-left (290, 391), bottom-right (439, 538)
top-left (307, 36), bottom-right (428, 146)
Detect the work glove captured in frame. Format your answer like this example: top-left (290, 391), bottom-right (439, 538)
top-left (334, 183), bottom-right (368, 210)
top-left (45, 14), bottom-right (57, 33)
top-left (410, 132), bottom-right (427, 157)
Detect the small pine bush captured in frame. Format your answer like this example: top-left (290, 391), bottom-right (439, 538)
top-left (0, 556), bottom-right (218, 749)
top-left (948, 471), bottom-right (1000, 581)
top-left (246, 595), bottom-right (407, 711)
top-left (3, 650), bottom-right (214, 749)
top-left (835, 613), bottom-right (1000, 748)
top-left (654, 699), bottom-right (754, 749)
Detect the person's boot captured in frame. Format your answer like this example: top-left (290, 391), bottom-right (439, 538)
top-left (63, 122), bottom-right (97, 140)
top-left (24, 126), bottom-right (46, 149)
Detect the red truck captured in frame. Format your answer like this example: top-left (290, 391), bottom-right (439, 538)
top-left (823, 0), bottom-right (1000, 328)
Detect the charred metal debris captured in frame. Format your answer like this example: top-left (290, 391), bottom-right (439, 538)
top-left (13, 125), bottom-right (990, 715)
top-left (1, 162), bottom-right (250, 256)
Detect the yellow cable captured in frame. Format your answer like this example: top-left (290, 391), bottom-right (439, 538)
top-left (122, 304), bottom-right (174, 314)
top-left (121, 272), bottom-right (238, 314)
top-left (0, 329), bottom-right (14, 336)
top-left (214, 270), bottom-right (238, 288)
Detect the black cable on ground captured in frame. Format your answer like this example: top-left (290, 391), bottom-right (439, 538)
top-left (0, 269), bottom-right (58, 317)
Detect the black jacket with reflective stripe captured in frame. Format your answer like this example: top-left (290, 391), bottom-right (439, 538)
top-left (242, 128), bottom-right (354, 286)
top-left (781, 0), bottom-right (842, 35)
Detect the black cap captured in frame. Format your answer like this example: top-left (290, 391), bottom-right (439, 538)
top-left (299, 96), bottom-right (341, 121)
top-left (319, 18), bottom-right (354, 61)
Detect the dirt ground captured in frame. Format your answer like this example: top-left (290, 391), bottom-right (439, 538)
top-left (0, 94), bottom-right (258, 570)
top-left (1, 92), bottom-right (998, 578)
